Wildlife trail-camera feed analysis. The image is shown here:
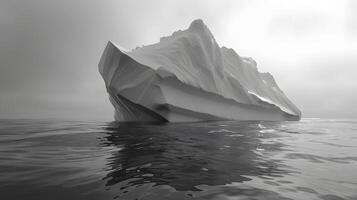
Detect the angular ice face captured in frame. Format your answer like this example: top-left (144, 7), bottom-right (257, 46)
top-left (99, 19), bottom-right (301, 122)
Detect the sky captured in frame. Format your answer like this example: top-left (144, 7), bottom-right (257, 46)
top-left (1, 0), bottom-right (356, 120)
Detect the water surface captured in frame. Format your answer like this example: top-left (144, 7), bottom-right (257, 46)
top-left (0, 119), bottom-right (356, 200)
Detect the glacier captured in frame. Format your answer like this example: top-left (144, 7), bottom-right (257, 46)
top-left (99, 19), bottom-right (301, 122)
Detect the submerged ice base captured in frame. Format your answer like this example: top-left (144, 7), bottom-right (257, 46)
top-left (99, 19), bottom-right (301, 122)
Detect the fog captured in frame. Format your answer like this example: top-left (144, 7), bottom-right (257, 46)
top-left (1, 0), bottom-right (356, 120)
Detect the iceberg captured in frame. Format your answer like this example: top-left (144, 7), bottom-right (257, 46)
top-left (99, 19), bottom-right (301, 122)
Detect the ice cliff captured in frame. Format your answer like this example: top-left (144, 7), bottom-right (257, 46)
top-left (99, 19), bottom-right (301, 122)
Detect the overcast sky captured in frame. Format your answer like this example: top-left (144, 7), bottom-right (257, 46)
top-left (1, 0), bottom-right (356, 120)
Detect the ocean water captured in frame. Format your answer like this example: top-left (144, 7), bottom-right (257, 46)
top-left (0, 119), bottom-right (356, 200)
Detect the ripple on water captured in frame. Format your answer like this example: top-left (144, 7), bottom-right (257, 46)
top-left (0, 119), bottom-right (356, 200)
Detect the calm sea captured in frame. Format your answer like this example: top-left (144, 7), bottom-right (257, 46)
top-left (0, 119), bottom-right (356, 200)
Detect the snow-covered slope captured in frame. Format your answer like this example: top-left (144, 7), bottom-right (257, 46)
top-left (99, 19), bottom-right (301, 122)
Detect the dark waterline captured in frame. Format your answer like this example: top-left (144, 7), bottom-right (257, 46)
top-left (0, 119), bottom-right (356, 200)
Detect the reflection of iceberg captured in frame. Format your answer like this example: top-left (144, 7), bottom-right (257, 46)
top-left (99, 19), bottom-right (301, 122)
top-left (102, 121), bottom-right (290, 191)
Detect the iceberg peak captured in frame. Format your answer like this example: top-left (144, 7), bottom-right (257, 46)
top-left (188, 19), bottom-right (216, 43)
top-left (188, 19), bottom-right (206, 31)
